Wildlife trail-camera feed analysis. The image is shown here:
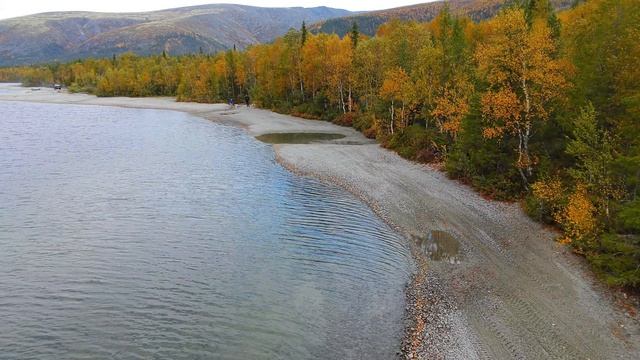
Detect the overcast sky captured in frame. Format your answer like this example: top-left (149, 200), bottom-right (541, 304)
top-left (0, 1), bottom-right (431, 20)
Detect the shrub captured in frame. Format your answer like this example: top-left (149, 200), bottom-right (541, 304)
top-left (333, 112), bottom-right (357, 127)
top-left (67, 82), bottom-right (95, 94)
top-left (588, 233), bottom-right (640, 288)
top-left (353, 113), bottom-right (375, 132)
top-left (292, 102), bottom-right (323, 119)
top-left (363, 125), bottom-right (377, 139)
top-left (527, 178), bottom-right (565, 224)
top-left (555, 184), bottom-right (598, 248)
top-left (446, 116), bottom-right (526, 200)
top-left (386, 125), bottom-right (432, 161)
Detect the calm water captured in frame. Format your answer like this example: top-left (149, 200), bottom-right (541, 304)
top-left (0, 101), bottom-right (412, 359)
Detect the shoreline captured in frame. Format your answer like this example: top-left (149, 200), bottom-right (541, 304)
top-left (274, 152), bottom-right (433, 359)
top-left (2, 84), bottom-right (638, 359)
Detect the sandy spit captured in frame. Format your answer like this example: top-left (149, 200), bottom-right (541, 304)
top-left (2, 84), bottom-right (638, 359)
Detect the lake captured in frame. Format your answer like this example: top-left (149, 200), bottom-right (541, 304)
top-left (0, 101), bottom-right (412, 359)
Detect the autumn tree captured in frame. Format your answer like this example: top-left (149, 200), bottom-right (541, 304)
top-left (352, 38), bottom-right (384, 111)
top-left (177, 57), bottom-right (220, 103)
top-left (380, 67), bottom-right (415, 134)
top-left (281, 29), bottom-right (304, 103)
top-left (476, 7), bottom-right (569, 187)
top-left (418, 7), bottom-right (474, 139)
top-left (556, 184), bottom-right (598, 249)
top-left (325, 35), bottom-right (353, 114)
top-left (377, 20), bottom-right (430, 74)
top-left (224, 49), bottom-right (239, 100)
top-left (566, 103), bottom-right (623, 224)
top-left (300, 34), bottom-right (326, 101)
top-left (298, 24), bottom-right (307, 99)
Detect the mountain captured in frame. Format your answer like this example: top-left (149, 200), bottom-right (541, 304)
top-left (312, 0), bottom-right (573, 37)
top-left (0, 4), bottom-right (351, 66)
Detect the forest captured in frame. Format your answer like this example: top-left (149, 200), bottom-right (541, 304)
top-left (1, 0), bottom-right (638, 289)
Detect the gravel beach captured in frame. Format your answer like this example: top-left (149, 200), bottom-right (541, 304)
top-left (2, 84), bottom-right (638, 359)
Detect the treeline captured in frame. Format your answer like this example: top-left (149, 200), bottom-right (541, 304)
top-left (1, 0), bottom-right (638, 288)
top-left (0, 53), bottom-right (236, 101)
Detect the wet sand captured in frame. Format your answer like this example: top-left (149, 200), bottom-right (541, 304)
top-left (2, 84), bottom-right (638, 359)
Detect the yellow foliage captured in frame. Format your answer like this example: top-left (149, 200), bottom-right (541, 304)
top-left (380, 67), bottom-right (415, 133)
top-left (555, 184), bottom-right (597, 246)
top-left (532, 178), bottom-right (564, 205)
top-left (380, 67), bottom-right (412, 101)
top-left (432, 84), bottom-right (470, 137)
top-left (476, 8), bottom-right (570, 178)
top-left (480, 88), bottom-right (520, 138)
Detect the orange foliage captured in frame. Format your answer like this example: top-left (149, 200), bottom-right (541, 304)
top-left (432, 83), bottom-right (471, 137)
top-left (555, 184), bottom-right (598, 247)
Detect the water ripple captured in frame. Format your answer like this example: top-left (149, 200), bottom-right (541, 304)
top-left (0, 101), bottom-right (413, 359)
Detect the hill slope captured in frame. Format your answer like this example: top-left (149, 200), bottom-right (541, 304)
top-left (313, 0), bottom-right (573, 36)
top-left (0, 4), bottom-right (351, 66)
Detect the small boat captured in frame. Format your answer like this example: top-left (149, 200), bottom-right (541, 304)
top-left (31, 88), bottom-right (40, 91)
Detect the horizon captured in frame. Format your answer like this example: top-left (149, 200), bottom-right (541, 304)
top-left (0, 1), bottom-right (435, 20)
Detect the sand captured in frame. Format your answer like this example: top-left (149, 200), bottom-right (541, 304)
top-left (2, 84), bottom-right (638, 359)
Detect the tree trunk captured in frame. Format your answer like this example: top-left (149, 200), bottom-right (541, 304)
top-left (517, 127), bottom-right (530, 189)
top-left (634, 169), bottom-right (640, 201)
top-left (339, 82), bottom-right (346, 114)
top-left (402, 102), bottom-right (406, 129)
top-left (523, 123), bottom-right (532, 177)
top-left (390, 100), bottom-right (395, 135)
top-left (520, 61), bottom-right (533, 185)
top-left (298, 62), bottom-right (305, 101)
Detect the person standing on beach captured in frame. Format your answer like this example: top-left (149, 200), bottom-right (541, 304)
top-left (244, 93), bottom-right (250, 107)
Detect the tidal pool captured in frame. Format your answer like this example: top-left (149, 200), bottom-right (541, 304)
top-left (255, 132), bottom-right (346, 144)
top-left (418, 230), bottom-right (461, 264)
top-left (0, 101), bottom-right (412, 359)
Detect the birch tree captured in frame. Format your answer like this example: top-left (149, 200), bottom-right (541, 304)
top-left (476, 8), bottom-right (569, 186)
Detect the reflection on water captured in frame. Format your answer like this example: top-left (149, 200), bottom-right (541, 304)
top-left (256, 132), bottom-right (345, 144)
top-left (0, 101), bottom-right (412, 359)
top-left (418, 230), bottom-right (461, 264)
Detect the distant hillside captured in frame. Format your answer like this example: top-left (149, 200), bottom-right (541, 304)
top-left (312, 0), bottom-right (573, 36)
top-left (0, 4), bottom-right (351, 66)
